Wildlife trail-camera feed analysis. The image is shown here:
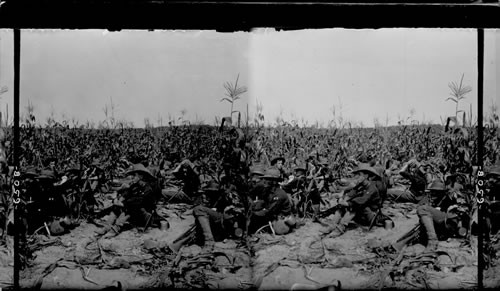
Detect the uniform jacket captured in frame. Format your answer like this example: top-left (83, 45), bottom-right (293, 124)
top-left (123, 180), bottom-right (159, 212)
top-left (253, 187), bottom-right (292, 220)
top-left (346, 179), bottom-right (386, 209)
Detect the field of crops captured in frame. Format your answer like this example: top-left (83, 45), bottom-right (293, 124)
top-left (11, 118), bottom-right (499, 174)
top-left (1, 114), bottom-right (499, 289)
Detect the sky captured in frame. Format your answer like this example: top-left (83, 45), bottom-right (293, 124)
top-left (0, 28), bottom-right (498, 128)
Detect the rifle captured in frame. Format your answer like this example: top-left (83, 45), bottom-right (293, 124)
top-left (393, 223), bottom-right (423, 251)
top-left (318, 198), bottom-right (345, 219)
top-left (169, 224), bottom-right (197, 253)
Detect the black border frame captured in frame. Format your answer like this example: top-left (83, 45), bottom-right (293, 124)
top-left (3, 1), bottom-right (497, 290)
top-left (0, 1), bottom-right (499, 29)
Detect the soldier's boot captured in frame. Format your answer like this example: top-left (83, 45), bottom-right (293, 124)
top-left (312, 204), bottom-right (321, 223)
top-left (197, 216), bottom-right (215, 250)
top-left (421, 216), bottom-right (438, 252)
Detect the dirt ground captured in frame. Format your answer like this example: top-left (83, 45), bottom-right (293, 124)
top-left (16, 200), bottom-right (500, 290)
top-left (19, 203), bottom-right (252, 290)
top-left (251, 202), bottom-right (482, 290)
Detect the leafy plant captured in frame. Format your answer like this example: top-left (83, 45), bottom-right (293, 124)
top-left (221, 74), bottom-right (247, 121)
top-left (446, 74), bottom-right (472, 126)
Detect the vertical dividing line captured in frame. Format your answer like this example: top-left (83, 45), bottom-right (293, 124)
top-left (477, 28), bottom-right (484, 290)
top-left (13, 28), bottom-right (20, 291)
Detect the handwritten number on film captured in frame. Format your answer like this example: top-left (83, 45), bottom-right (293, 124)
top-left (477, 167), bottom-right (484, 204)
top-left (13, 166), bottom-right (21, 205)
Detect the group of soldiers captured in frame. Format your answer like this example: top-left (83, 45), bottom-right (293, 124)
top-left (12, 157), bottom-right (163, 237)
top-left (388, 158), bottom-right (500, 252)
top-left (14, 146), bottom-right (500, 258)
top-left (163, 152), bottom-right (500, 254)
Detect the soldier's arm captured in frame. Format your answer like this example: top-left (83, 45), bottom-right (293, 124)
top-left (344, 178), bottom-right (367, 199)
top-left (253, 193), bottom-right (286, 218)
top-left (349, 185), bottom-right (377, 206)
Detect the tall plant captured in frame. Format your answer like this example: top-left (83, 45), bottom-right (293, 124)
top-left (221, 74), bottom-right (247, 121)
top-left (446, 74), bottom-right (472, 126)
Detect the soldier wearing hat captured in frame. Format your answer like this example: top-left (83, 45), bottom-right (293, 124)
top-left (248, 164), bottom-right (266, 201)
top-left (200, 181), bottom-right (222, 207)
top-left (387, 158), bottom-right (427, 203)
top-left (46, 157), bottom-right (59, 176)
top-left (96, 163), bottom-right (161, 237)
top-left (270, 156), bottom-right (289, 182)
top-left (282, 163), bottom-right (308, 194)
top-left (249, 167), bottom-right (294, 235)
top-left (392, 176), bottom-right (470, 252)
top-left (412, 204), bottom-right (466, 252)
top-left (282, 163), bottom-right (308, 217)
top-left (321, 164), bottom-right (389, 238)
top-left (270, 156), bottom-right (285, 167)
top-left (420, 179), bottom-right (451, 209)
